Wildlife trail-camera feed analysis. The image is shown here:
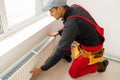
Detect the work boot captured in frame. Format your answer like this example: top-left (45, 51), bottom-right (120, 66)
top-left (97, 59), bottom-right (109, 72)
top-left (63, 51), bottom-right (72, 62)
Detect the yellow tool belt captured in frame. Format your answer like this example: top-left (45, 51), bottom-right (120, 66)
top-left (73, 43), bottom-right (104, 65)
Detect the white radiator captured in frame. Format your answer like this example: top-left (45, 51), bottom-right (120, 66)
top-left (0, 36), bottom-right (56, 80)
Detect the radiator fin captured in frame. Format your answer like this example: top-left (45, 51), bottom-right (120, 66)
top-left (1, 52), bottom-right (35, 80)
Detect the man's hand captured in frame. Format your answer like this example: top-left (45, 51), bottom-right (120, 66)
top-left (48, 32), bottom-right (58, 37)
top-left (30, 68), bottom-right (43, 79)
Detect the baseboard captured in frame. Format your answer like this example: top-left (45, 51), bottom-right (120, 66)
top-left (104, 53), bottom-right (120, 62)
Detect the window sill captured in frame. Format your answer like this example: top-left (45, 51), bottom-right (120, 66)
top-left (0, 14), bottom-right (55, 56)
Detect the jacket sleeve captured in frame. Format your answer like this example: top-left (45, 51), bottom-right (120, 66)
top-left (41, 19), bottom-right (79, 71)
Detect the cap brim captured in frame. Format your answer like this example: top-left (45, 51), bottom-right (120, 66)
top-left (42, 5), bottom-right (52, 11)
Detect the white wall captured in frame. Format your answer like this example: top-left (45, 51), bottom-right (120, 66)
top-left (68, 0), bottom-right (120, 58)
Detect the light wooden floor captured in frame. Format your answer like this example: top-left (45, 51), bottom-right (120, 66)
top-left (35, 58), bottom-right (120, 80)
